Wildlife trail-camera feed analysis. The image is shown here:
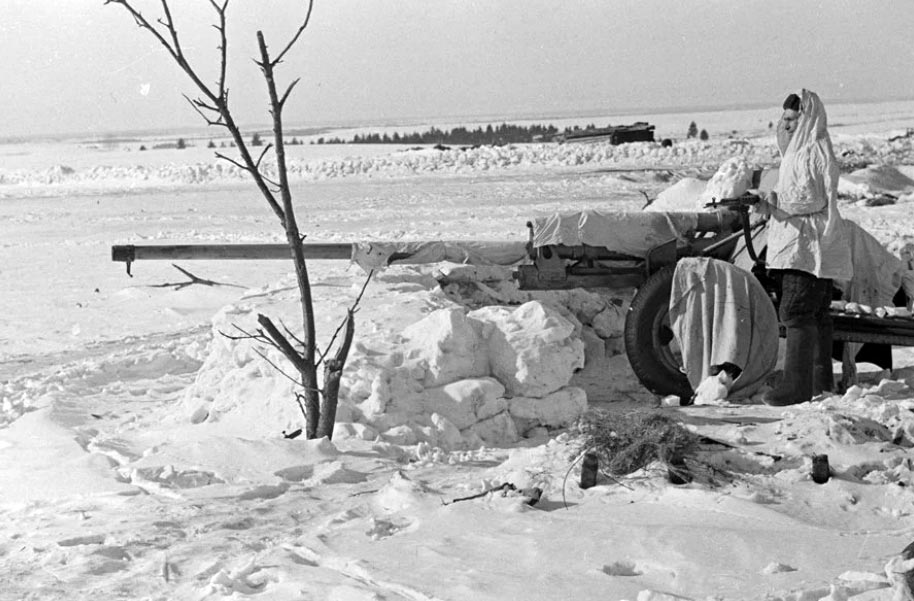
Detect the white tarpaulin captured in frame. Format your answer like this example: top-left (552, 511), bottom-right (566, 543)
top-left (352, 240), bottom-right (528, 271)
top-left (670, 257), bottom-right (780, 399)
top-left (531, 210), bottom-right (701, 258)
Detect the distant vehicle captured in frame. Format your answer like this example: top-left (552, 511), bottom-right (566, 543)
top-left (554, 121), bottom-right (655, 144)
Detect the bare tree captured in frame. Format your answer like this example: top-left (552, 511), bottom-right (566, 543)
top-left (107, 0), bottom-right (363, 440)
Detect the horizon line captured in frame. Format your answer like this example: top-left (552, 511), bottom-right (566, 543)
top-left (4, 94), bottom-right (914, 144)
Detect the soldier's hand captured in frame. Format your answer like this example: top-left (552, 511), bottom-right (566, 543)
top-left (752, 191), bottom-right (776, 217)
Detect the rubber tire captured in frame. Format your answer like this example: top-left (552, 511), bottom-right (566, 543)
top-left (624, 266), bottom-right (694, 401)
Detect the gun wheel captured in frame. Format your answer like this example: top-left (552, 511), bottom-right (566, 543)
top-left (624, 266), bottom-right (694, 402)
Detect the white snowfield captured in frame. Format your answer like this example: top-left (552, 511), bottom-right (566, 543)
top-left (3, 105), bottom-right (914, 601)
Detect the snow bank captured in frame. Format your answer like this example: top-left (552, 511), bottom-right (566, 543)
top-left (3, 136), bottom-right (912, 197)
top-left (840, 164), bottom-right (914, 202)
top-left (0, 139), bottom-right (776, 195)
top-left (646, 177), bottom-right (710, 212)
top-left (646, 157), bottom-right (753, 213)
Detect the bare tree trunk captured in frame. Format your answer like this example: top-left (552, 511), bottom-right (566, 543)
top-left (318, 312), bottom-right (354, 439)
top-left (256, 31), bottom-right (322, 438)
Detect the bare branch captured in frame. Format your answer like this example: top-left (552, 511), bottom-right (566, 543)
top-left (294, 393), bottom-right (307, 421)
top-left (261, 174), bottom-right (282, 190)
top-left (147, 263), bottom-right (244, 290)
top-left (159, 1), bottom-right (183, 63)
top-left (254, 144), bottom-right (273, 169)
top-left (190, 96), bottom-right (220, 113)
top-left (214, 152), bottom-right (252, 172)
top-left (253, 348), bottom-right (304, 388)
top-left (108, 0), bottom-right (221, 106)
top-left (280, 319), bottom-right (307, 350)
top-left (207, 0), bottom-right (230, 98)
top-left (184, 95), bottom-right (225, 126)
top-left (279, 78), bottom-right (301, 109)
top-left (105, 1), bottom-right (180, 61)
top-left (110, 0), bottom-right (283, 218)
top-left (317, 271), bottom-right (373, 367)
top-left (272, 0), bottom-right (315, 66)
top-left (220, 114), bottom-right (286, 222)
top-left (219, 323), bottom-right (273, 345)
top-left (257, 313), bottom-right (309, 373)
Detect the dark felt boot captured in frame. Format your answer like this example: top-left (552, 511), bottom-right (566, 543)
top-left (763, 324), bottom-right (816, 406)
top-left (812, 318), bottom-right (835, 395)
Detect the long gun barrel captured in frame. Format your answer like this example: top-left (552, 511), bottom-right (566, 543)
top-left (112, 243), bottom-right (352, 263)
top-left (111, 241), bottom-right (531, 276)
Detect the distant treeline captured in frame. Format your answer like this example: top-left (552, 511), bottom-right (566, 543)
top-left (313, 122), bottom-right (614, 146)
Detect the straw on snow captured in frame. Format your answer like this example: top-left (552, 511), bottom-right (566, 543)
top-left (574, 408), bottom-right (700, 476)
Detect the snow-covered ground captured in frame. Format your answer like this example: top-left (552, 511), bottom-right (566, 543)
top-left (3, 102), bottom-right (914, 600)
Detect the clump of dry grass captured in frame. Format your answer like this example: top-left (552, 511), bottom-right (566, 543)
top-left (575, 408), bottom-right (699, 476)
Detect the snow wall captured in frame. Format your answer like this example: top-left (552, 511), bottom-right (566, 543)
top-left (178, 266), bottom-right (637, 451)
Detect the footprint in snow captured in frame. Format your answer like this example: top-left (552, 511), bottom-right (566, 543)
top-left (238, 482), bottom-right (290, 501)
top-left (762, 562), bottom-right (797, 574)
top-left (602, 560), bottom-right (643, 577)
top-left (365, 516), bottom-right (416, 540)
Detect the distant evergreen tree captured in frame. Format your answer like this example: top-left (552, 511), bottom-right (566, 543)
top-left (327, 120), bottom-right (651, 146)
top-left (207, 139), bottom-right (216, 149)
top-left (687, 121), bottom-right (698, 138)
top-left (139, 144), bottom-right (147, 151)
top-left (251, 132), bottom-right (263, 146)
top-left (176, 137), bottom-right (187, 149)
top-left (699, 129), bottom-right (709, 141)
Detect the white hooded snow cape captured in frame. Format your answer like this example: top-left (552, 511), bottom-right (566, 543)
top-left (765, 89), bottom-right (853, 280)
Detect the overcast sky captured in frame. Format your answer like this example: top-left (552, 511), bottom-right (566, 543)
top-left (2, 0), bottom-right (913, 138)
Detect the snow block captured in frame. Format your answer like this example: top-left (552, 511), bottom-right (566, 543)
top-left (580, 326), bottom-right (606, 365)
top-left (645, 177), bottom-right (708, 212)
top-left (332, 421), bottom-right (379, 442)
top-left (470, 301), bottom-right (585, 397)
top-left (359, 365), bottom-right (425, 421)
top-left (381, 424), bottom-right (420, 446)
top-left (422, 377), bottom-right (507, 429)
top-left (430, 413), bottom-right (464, 450)
top-left (592, 304), bottom-right (626, 338)
top-left (701, 157), bottom-right (753, 202)
top-left (463, 411), bottom-right (519, 447)
top-left (507, 386), bottom-right (587, 433)
top-left (402, 307), bottom-right (488, 387)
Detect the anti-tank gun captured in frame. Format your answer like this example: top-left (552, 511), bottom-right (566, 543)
top-left (111, 209), bottom-right (748, 292)
top-left (111, 182), bottom-right (914, 401)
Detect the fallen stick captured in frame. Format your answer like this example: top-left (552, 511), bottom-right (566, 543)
top-left (444, 483), bottom-right (541, 506)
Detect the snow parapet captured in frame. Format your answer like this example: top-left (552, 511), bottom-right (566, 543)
top-left (352, 300), bottom-right (586, 448)
top-left (180, 289), bottom-right (592, 451)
